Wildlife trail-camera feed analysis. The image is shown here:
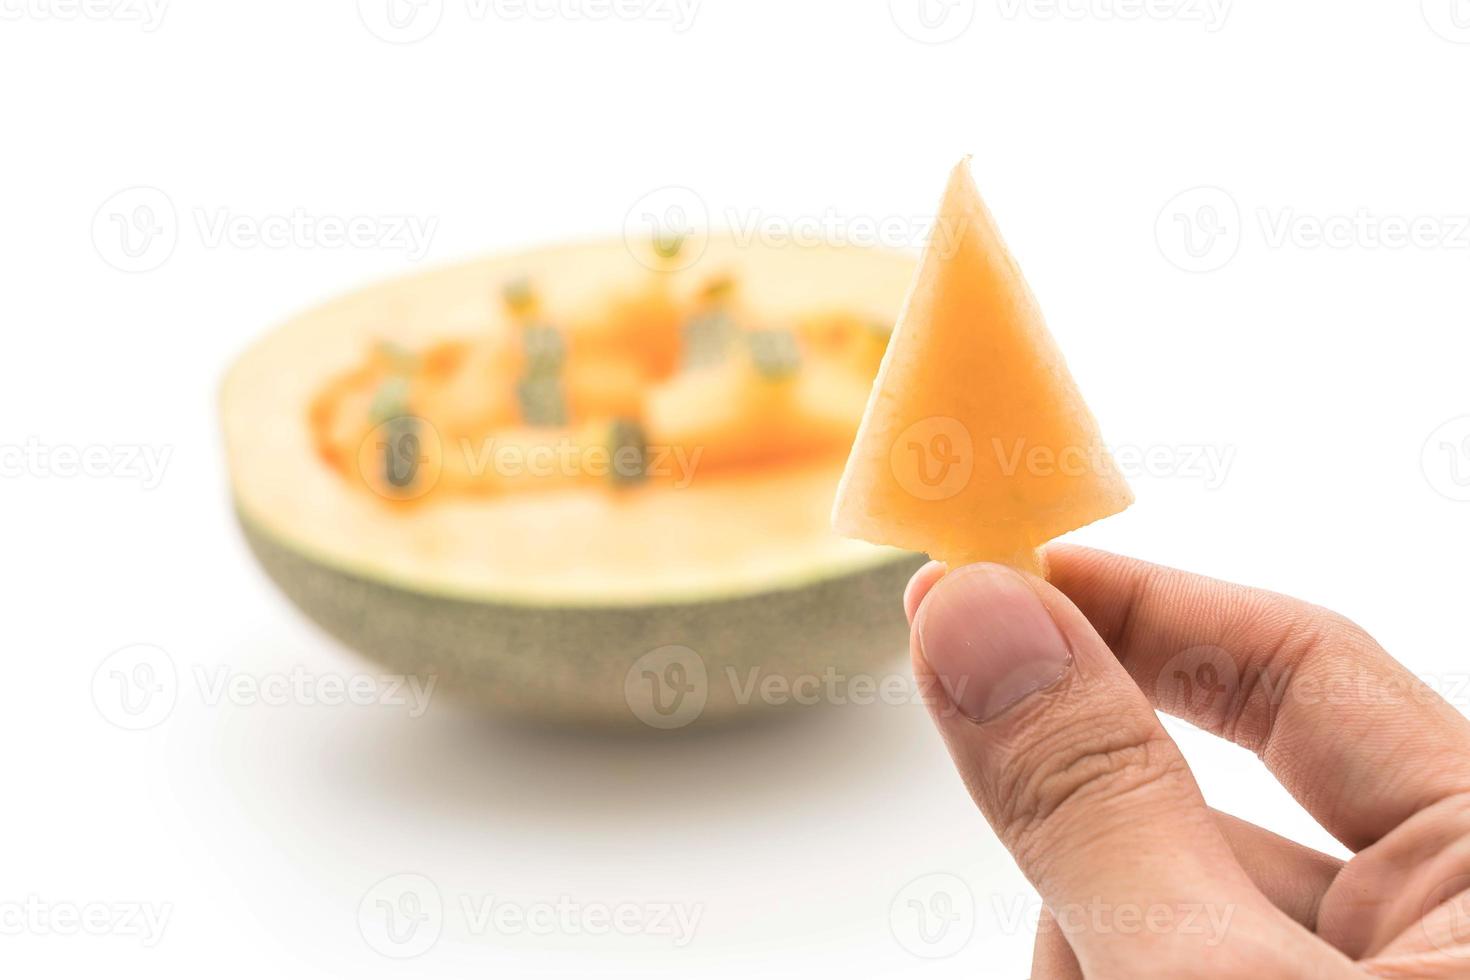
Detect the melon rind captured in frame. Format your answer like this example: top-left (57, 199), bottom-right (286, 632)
top-left (241, 513), bottom-right (924, 726)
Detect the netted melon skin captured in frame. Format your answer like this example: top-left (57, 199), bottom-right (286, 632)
top-left (241, 513), bottom-right (925, 727)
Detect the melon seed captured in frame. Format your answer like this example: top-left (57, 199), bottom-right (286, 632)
top-left (368, 376), bottom-right (412, 425)
top-left (517, 375), bottom-right (568, 427)
top-left (521, 323), bottom-right (566, 375)
top-left (748, 328), bottom-right (802, 380)
top-left (608, 418), bottom-right (648, 487)
top-left (681, 310), bottom-right (736, 369)
top-left (502, 276), bottom-right (537, 318)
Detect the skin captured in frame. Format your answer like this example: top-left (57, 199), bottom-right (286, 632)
top-left (905, 546), bottom-right (1470, 977)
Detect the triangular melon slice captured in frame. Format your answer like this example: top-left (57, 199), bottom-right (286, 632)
top-left (832, 158), bottom-right (1132, 577)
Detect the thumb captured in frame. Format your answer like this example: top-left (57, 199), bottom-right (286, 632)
top-left (911, 563), bottom-right (1327, 973)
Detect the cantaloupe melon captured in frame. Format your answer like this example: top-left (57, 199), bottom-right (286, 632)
top-left (221, 238), bottom-right (925, 725)
top-left (832, 159), bottom-right (1132, 576)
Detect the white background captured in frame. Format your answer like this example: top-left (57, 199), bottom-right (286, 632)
top-left (4, 1), bottom-right (1470, 976)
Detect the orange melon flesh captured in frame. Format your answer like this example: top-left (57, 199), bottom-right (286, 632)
top-left (643, 359), bottom-right (868, 472)
top-left (831, 158), bottom-right (1132, 576)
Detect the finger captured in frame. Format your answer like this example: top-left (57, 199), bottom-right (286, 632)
top-left (1045, 545), bottom-right (1470, 850)
top-left (1028, 810), bottom-right (1341, 979)
top-left (1211, 809), bottom-right (1342, 930)
top-left (1362, 877), bottom-right (1470, 973)
top-left (904, 560), bottom-right (946, 624)
top-left (905, 562), bottom-right (1359, 928)
top-left (1319, 794), bottom-right (1470, 958)
top-left (1032, 908), bottom-right (1083, 980)
top-left (912, 563), bottom-right (1334, 973)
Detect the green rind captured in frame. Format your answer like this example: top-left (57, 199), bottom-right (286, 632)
top-left (240, 511), bottom-right (926, 727)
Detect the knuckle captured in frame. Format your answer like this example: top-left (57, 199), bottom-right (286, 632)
top-left (1230, 604), bottom-right (1383, 750)
top-left (1258, 604), bottom-right (1368, 676)
top-left (1219, 655), bottom-right (1280, 750)
top-left (994, 720), bottom-right (1190, 857)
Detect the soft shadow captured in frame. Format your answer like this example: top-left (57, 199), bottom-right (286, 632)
top-left (313, 695), bottom-right (939, 831)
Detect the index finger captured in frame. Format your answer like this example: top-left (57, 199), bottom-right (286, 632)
top-left (1045, 545), bottom-right (1470, 850)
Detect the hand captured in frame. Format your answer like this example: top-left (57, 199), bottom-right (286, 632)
top-left (905, 547), bottom-right (1470, 977)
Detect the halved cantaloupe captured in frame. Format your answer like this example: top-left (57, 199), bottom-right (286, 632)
top-left (222, 238), bottom-right (926, 724)
top-left (832, 159), bottom-right (1132, 576)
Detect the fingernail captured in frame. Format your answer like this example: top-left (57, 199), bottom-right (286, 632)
top-left (916, 563), bottom-right (1072, 722)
